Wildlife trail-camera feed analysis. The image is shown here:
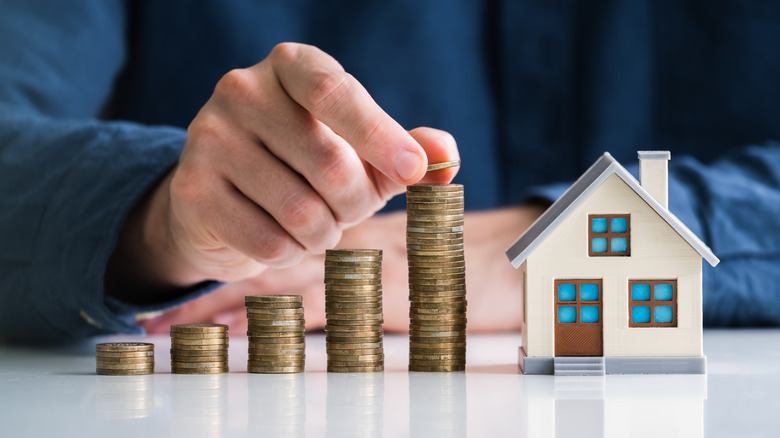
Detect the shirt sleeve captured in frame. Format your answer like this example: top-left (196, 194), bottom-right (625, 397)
top-left (0, 0), bottom-right (217, 343)
top-left (525, 144), bottom-right (780, 327)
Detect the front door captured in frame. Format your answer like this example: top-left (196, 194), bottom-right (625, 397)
top-left (554, 280), bottom-right (603, 356)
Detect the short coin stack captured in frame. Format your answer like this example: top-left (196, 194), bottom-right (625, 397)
top-left (170, 324), bottom-right (229, 374)
top-left (95, 342), bottom-right (155, 376)
top-left (325, 249), bottom-right (385, 373)
top-left (406, 183), bottom-right (467, 372)
top-left (245, 295), bottom-right (306, 373)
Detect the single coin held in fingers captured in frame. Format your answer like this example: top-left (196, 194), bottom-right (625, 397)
top-left (426, 160), bottom-right (461, 172)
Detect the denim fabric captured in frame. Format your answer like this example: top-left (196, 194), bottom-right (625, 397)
top-left (2, 0), bottom-right (780, 341)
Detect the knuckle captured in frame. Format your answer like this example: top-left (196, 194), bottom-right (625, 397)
top-left (255, 227), bottom-right (295, 262)
top-left (278, 192), bottom-right (325, 234)
top-left (269, 42), bottom-right (301, 63)
top-left (307, 70), bottom-right (352, 115)
top-left (170, 164), bottom-right (209, 207)
top-left (317, 146), bottom-right (356, 191)
top-left (214, 68), bottom-right (256, 103)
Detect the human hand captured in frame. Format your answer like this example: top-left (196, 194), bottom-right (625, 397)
top-left (106, 43), bottom-right (458, 300)
top-left (140, 205), bottom-right (546, 334)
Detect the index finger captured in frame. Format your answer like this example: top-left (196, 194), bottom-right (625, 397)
top-left (268, 43), bottom-right (427, 185)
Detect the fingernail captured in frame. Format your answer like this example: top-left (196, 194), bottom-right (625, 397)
top-left (395, 150), bottom-right (424, 181)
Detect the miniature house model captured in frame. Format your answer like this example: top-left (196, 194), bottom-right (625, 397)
top-left (506, 151), bottom-right (719, 375)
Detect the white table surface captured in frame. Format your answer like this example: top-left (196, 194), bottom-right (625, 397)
top-left (1, 330), bottom-right (778, 437)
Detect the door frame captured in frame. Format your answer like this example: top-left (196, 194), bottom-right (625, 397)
top-left (554, 279), bottom-right (603, 356)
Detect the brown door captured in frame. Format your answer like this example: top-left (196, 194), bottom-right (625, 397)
top-left (554, 280), bottom-right (603, 356)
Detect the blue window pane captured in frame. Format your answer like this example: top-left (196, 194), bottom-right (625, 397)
top-left (632, 306), bottom-right (651, 323)
top-left (580, 284), bottom-right (599, 301)
top-left (611, 217), bottom-right (628, 233)
top-left (655, 306), bottom-right (674, 323)
top-left (632, 284), bottom-right (650, 301)
top-left (611, 237), bottom-right (628, 252)
top-left (581, 306), bottom-right (599, 323)
top-left (558, 284), bottom-right (576, 301)
top-left (655, 284), bottom-right (673, 301)
top-left (592, 238), bottom-right (607, 253)
top-left (559, 306), bottom-right (576, 323)
top-left (591, 218), bottom-right (607, 233)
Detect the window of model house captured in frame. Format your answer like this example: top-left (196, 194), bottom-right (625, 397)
top-left (629, 280), bottom-right (677, 327)
top-left (588, 214), bottom-right (630, 256)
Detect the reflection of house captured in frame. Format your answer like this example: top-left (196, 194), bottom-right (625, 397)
top-left (506, 152), bottom-right (719, 375)
top-left (521, 375), bottom-right (707, 437)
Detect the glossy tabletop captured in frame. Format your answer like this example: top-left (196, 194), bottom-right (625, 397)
top-left (1, 330), bottom-right (779, 437)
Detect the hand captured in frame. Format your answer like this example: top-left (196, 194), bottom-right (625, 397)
top-left (106, 43), bottom-right (458, 301)
top-left (140, 205), bottom-right (546, 334)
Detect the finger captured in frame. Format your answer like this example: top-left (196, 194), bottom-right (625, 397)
top-left (372, 127), bottom-right (461, 196)
top-left (227, 70), bottom-right (385, 225)
top-left (171, 169), bottom-right (305, 270)
top-left (411, 127), bottom-right (460, 184)
top-left (269, 43), bottom-right (428, 185)
top-left (217, 134), bottom-right (342, 253)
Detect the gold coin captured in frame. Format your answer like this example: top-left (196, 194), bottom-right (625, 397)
top-left (327, 353), bottom-right (384, 361)
top-left (248, 354), bottom-right (305, 362)
top-left (326, 331), bottom-right (383, 340)
top-left (425, 160), bottom-right (461, 172)
top-left (323, 261), bottom-right (382, 269)
top-left (327, 365), bottom-right (384, 373)
top-left (95, 351), bottom-right (154, 358)
top-left (170, 324), bottom-right (228, 333)
top-left (408, 366), bottom-right (465, 373)
top-left (247, 319), bottom-right (306, 328)
top-left (248, 366), bottom-right (303, 374)
top-left (96, 356), bottom-right (154, 364)
top-left (171, 360), bottom-right (228, 368)
top-left (245, 295), bottom-right (302, 303)
top-left (248, 347), bottom-right (305, 356)
top-left (326, 342), bottom-right (382, 350)
top-left (325, 249), bottom-right (382, 259)
top-left (96, 362), bottom-right (156, 370)
top-left (96, 342), bottom-right (154, 352)
top-left (169, 344), bottom-right (228, 351)
top-left (324, 279), bottom-right (382, 287)
top-left (325, 265), bottom-right (381, 273)
top-left (409, 323), bottom-right (467, 331)
top-left (325, 301), bottom-right (382, 308)
top-left (408, 339), bottom-right (467, 347)
top-left (246, 307), bottom-right (304, 314)
top-left (407, 182), bottom-right (463, 190)
top-left (96, 369), bottom-right (154, 376)
top-left (171, 338), bottom-right (229, 346)
top-left (248, 361), bottom-right (306, 368)
top-left (326, 347), bottom-right (384, 355)
top-left (247, 337), bottom-right (305, 345)
top-left (169, 348), bottom-right (228, 356)
top-left (171, 367), bottom-right (229, 374)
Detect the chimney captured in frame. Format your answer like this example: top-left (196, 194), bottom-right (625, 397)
top-left (638, 151), bottom-right (670, 209)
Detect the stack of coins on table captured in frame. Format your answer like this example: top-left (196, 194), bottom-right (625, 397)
top-left (95, 342), bottom-right (155, 376)
top-left (324, 249), bottom-right (385, 373)
top-left (170, 324), bottom-right (229, 374)
top-left (245, 295), bottom-right (306, 373)
top-left (406, 183), bottom-right (468, 372)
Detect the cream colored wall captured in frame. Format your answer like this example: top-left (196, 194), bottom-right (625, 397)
top-left (524, 174), bottom-right (703, 357)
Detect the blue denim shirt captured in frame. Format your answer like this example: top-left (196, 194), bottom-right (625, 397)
top-left (2, 0), bottom-right (780, 341)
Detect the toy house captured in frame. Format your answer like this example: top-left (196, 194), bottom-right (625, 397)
top-left (506, 151), bottom-right (719, 375)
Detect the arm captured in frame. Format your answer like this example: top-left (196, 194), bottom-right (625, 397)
top-left (0, 0), bottom-right (204, 342)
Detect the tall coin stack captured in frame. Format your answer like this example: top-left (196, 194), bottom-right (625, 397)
top-left (96, 342), bottom-right (155, 376)
top-left (325, 249), bottom-right (385, 373)
top-left (170, 324), bottom-right (229, 374)
top-left (406, 184), bottom-right (467, 372)
top-left (245, 295), bottom-right (306, 373)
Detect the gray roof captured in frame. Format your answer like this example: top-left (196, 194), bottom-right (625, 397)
top-left (505, 152), bottom-right (720, 268)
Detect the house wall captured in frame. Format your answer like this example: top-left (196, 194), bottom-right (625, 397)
top-left (524, 174), bottom-right (703, 358)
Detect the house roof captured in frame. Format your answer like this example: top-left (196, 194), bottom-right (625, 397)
top-left (505, 152), bottom-right (720, 268)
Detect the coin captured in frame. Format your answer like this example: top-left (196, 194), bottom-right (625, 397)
top-left (327, 365), bottom-right (384, 373)
top-left (425, 160), bottom-right (461, 172)
top-left (96, 342), bottom-right (154, 352)
top-left (170, 324), bottom-right (228, 333)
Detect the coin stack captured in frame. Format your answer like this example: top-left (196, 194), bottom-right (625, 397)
top-left (96, 342), bottom-right (155, 376)
top-left (245, 295), bottom-right (306, 373)
top-left (325, 249), bottom-right (384, 373)
top-left (170, 324), bottom-right (229, 374)
top-left (406, 183), bottom-right (467, 372)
